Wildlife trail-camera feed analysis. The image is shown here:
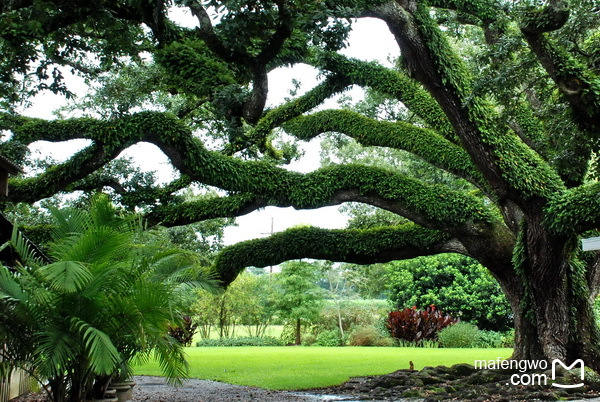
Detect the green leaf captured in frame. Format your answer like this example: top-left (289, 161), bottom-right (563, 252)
top-left (38, 261), bottom-right (93, 293)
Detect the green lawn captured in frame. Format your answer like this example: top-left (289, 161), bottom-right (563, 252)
top-left (134, 347), bottom-right (512, 389)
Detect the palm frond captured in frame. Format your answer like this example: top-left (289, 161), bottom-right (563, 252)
top-left (35, 328), bottom-right (79, 378)
top-left (153, 337), bottom-right (188, 385)
top-left (38, 261), bottom-right (93, 293)
top-left (9, 224), bottom-right (45, 267)
top-left (0, 265), bottom-right (26, 301)
top-left (70, 317), bottom-right (121, 376)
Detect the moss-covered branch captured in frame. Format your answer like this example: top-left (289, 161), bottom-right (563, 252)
top-left (310, 52), bottom-right (457, 141)
top-left (214, 224), bottom-right (455, 285)
top-left (366, 1), bottom-right (565, 205)
top-left (5, 111), bottom-right (495, 232)
top-left (282, 109), bottom-right (486, 189)
top-left (521, 33), bottom-right (600, 186)
top-left (426, 0), bottom-right (502, 23)
top-left (546, 183), bottom-right (600, 235)
top-left (9, 143), bottom-right (132, 202)
top-left (147, 193), bottom-right (268, 226)
top-left (245, 74), bottom-right (351, 149)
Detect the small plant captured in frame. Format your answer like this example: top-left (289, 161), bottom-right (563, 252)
top-left (438, 322), bottom-right (480, 348)
top-left (348, 325), bottom-right (394, 346)
top-left (477, 329), bottom-right (504, 348)
top-left (396, 339), bottom-right (439, 348)
top-left (315, 329), bottom-right (343, 346)
top-left (168, 315), bottom-right (198, 346)
top-left (386, 305), bottom-right (458, 344)
top-left (501, 329), bottom-right (515, 348)
top-left (301, 333), bottom-right (317, 346)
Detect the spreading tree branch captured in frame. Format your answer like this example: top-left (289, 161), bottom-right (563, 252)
top-left (310, 52), bottom-right (457, 141)
top-left (5, 112), bottom-right (495, 235)
top-left (546, 183), bottom-right (600, 235)
top-left (213, 224), bottom-right (457, 285)
top-left (282, 109), bottom-right (486, 190)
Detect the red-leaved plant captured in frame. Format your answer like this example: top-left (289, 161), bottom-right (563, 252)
top-left (386, 305), bottom-right (458, 343)
top-left (168, 315), bottom-right (198, 346)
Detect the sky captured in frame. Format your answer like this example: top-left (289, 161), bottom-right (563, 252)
top-left (22, 12), bottom-right (399, 246)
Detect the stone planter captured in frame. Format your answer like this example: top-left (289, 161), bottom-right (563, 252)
top-left (110, 381), bottom-right (136, 402)
top-left (88, 387), bottom-right (117, 402)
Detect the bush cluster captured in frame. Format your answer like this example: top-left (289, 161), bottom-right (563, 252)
top-left (196, 336), bottom-right (283, 347)
top-left (348, 325), bottom-right (395, 346)
top-left (437, 323), bottom-right (515, 348)
top-left (437, 322), bottom-right (480, 347)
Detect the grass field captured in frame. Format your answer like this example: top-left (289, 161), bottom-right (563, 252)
top-left (134, 347), bottom-right (512, 389)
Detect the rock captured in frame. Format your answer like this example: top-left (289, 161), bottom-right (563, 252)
top-left (449, 363), bottom-right (477, 376)
top-left (401, 389), bottom-right (423, 398)
top-left (418, 375), bottom-right (443, 385)
top-left (465, 369), bottom-right (507, 385)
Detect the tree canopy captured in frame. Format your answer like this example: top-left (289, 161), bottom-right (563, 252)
top-left (1, 0), bottom-right (600, 369)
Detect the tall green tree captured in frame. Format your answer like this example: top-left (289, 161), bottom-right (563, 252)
top-left (387, 254), bottom-right (513, 331)
top-left (1, 0), bottom-right (600, 368)
top-left (272, 261), bottom-right (325, 345)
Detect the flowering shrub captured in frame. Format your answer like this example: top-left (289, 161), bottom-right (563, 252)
top-left (386, 305), bottom-right (458, 343)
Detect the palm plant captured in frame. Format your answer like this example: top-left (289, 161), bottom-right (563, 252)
top-left (0, 195), bottom-right (217, 402)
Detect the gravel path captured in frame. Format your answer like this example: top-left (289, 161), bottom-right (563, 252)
top-left (131, 376), bottom-right (358, 402)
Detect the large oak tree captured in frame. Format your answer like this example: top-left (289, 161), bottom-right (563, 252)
top-left (1, 0), bottom-right (599, 369)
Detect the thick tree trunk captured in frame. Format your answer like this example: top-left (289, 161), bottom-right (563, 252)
top-left (496, 217), bottom-right (600, 372)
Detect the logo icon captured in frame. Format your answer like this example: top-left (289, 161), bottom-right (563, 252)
top-left (551, 359), bottom-right (584, 388)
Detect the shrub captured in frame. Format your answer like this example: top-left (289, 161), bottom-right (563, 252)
top-left (386, 305), bottom-right (458, 343)
top-left (387, 254), bottom-right (513, 331)
top-left (501, 329), bottom-right (515, 348)
top-left (314, 300), bottom-right (389, 334)
top-left (478, 330), bottom-right (504, 348)
top-left (301, 333), bottom-right (317, 346)
top-left (396, 339), bottom-right (439, 348)
top-left (438, 322), bottom-right (480, 348)
top-left (315, 329), bottom-right (343, 346)
top-left (196, 336), bottom-right (283, 347)
top-left (168, 315), bottom-right (198, 346)
top-left (348, 325), bottom-right (394, 346)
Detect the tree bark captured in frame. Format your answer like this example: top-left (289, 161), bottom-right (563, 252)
top-left (497, 217), bottom-right (600, 370)
top-left (295, 318), bottom-right (301, 346)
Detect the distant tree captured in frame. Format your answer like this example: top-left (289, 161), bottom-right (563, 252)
top-left (341, 263), bottom-right (390, 300)
top-left (388, 254), bottom-right (513, 331)
top-left (192, 272), bottom-right (275, 339)
top-left (272, 261), bottom-right (325, 345)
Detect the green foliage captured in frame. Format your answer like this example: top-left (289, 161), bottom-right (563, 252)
top-left (438, 322), bottom-right (481, 348)
top-left (387, 254), bottom-right (513, 331)
top-left (348, 325), bottom-right (394, 347)
top-left (196, 336), bottom-right (283, 347)
top-left (191, 272), bottom-right (275, 339)
top-left (477, 330), bottom-right (506, 348)
top-left (313, 299), bottom-right (389, 335)
top-left (0, 195), bottom-right (213, 401)
top-left (272, 261), bottom-right (326, 344)
top-left (155, 39), bottom-right (236, 98)
top-left (315, 329), bottom-right (344, 347)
